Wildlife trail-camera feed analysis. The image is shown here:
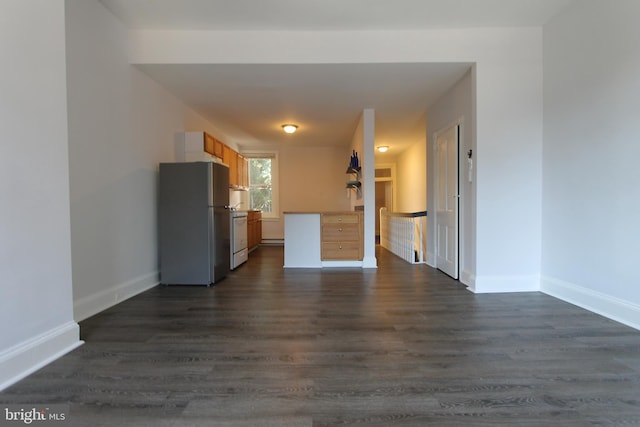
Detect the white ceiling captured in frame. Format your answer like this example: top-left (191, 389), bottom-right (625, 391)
top-left (135, 62), bottom-right (472, 151)
top-left (100, 0), bottom-right (573, 156)
top-left (100, 0), bottom-right (573, 31)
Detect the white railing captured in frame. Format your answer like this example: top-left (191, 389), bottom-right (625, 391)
top-left (379, 208), bottom-right (427, 264)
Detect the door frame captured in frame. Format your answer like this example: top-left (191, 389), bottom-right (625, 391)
top-left (433, 118), bottom-right (463, 279)
top-left (374, 162), bottom-right (397, 211)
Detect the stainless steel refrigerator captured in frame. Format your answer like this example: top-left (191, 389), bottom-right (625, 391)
top-left (159, 162), bottom-right (230, 285)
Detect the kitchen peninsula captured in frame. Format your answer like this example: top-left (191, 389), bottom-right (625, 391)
top-left (284, 211), bottom-right (363, 268)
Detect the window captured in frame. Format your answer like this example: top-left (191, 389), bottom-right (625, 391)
top-left (245, 152), bottom-right (279, 218)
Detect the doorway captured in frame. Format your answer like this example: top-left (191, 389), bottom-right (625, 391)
top-left (375, 181), bottom-right (393, 242)
top-left (374, 164), bottom-right (395, 244)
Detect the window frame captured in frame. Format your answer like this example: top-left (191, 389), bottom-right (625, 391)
top-left (243, 151), bottom-right (279, 219)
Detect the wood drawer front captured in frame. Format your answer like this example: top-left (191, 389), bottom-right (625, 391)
top-left (322, 224), bottom-right (359, 242)
top-left (322, 214), bottom-right (359, 224)
top-left (322, 242), bottom-right (361, 260)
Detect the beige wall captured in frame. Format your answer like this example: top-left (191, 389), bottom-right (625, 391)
top-left (380, 132), bottom-right (427, 262)
top-left (395, 139), bottom-right (427, 213)
top-left (260, 145), bottom-right (350, 240)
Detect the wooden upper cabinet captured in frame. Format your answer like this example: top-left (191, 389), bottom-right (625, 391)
top-left (237, 153), bottom-right (248, 188)
top-left (213, 138), bottom-right (224, 159)
top-left (204, 132), bottom-right (215, 156)
top-left (221, 144), bottom-right (231, 165)
top-left (184, 131), bottom-right (249, 188)
top-left (243, 156), bottom-right (249, 187)
top-left (224, 145), bottom-right (238, 187)
top-left (200, 138), bottom-right (247, 188)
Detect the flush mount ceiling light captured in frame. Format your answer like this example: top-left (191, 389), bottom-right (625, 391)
top-left (377, 146), bottom-right (389, 153)
top-left (281, 124), bottom-right (298, 134)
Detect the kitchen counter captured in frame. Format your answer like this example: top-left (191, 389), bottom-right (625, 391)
top-left (283, 211), bottom-right (357, 215)
top-left (283, 213), bottom-right (321, 268)
top-left (283, 211), bottom-right (363, 268)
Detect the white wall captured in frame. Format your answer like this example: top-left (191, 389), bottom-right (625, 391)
top-left (65, 0), bottom-right (227, 321)
top-left (361, 110), bottom-right (377, 268)
top-left (349, 115), bottom-right (365, 211)
top-left (129, 26), bottom-right (544, 289)
top-left (542, 0), bottom-right (640, 329)
top-left (426, 70), bottom-right (476, 287)
top-left (474, 41), bottom-right (543, 292)
top-left (0, 0), bottom-right (81, 390)
top-left (330, 110), bottom-right (376, 267)
top-left (346, 110), bottom-right (377, 267)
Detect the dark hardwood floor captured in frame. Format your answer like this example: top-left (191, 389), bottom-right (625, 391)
top-left (2, 246), bottom-right (640, 426)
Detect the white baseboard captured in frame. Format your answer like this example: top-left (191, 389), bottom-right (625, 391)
top-left (361, 256), bottom-right (378, 269)
top-left (426, 251), bottom-right (436, 267)
top-left (541, 276), bottom-right (640, 331)
top-left (0, 321), bottom-right (83, 391)
top-left (321, 260), bottom-right (363, 268)
top-left (460, 269), bottom-right (475, 288)
top-left (73, 271), bottom-right (159, 322)
top-left (468, 274), bottom-right (540, 293)
top-left (260, 238), bottom-right (284, 246)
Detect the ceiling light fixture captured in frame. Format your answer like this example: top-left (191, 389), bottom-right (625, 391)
top-left (377, 146), bottom-right (389, 153)
top-left (282, 124), bottom-right (298, 134)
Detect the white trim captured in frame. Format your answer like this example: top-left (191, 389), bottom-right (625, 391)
top-left (361, 256), bottom-right (378, 269)
top-left (287, 259), bottom-right (376, 269)
top-left (541, 276), bottom-right (640, 331)
top-left (73, 271), bottom-right (159, 322)
top-left (426, 251), bottom-right (436, 267)
top-left (322, 260), bottom-right (363, 268)
top-left (283, 263), bottom-right (323, 268)
top-left (460, 269), bottom-right (475, 288)
top-left (468, 274), bottom-right (540, 293)
top-left (374, 162), bottom-right (397, 212)
top-left (433, 118), bottom-right (463, 280)
top-left (260, 238), bottom-right (284, 245)
top-left (0, 321), bottom-right (83, 391)
top-left (242, 150), bottom-right (280, 220)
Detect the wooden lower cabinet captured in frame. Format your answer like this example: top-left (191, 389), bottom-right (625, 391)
top-left (247, 210), bottom-right (262, 251)
top-left (321, 241), bottom-right (361, 260)
top-left (321, 212), bottom-right (363, 260)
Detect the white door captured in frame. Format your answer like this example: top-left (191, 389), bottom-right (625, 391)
top-left (435, 124), bottom-right (459, 278)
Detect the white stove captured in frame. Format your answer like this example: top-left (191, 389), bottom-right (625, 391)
top-left (230, 211), bottom-right (248, 269)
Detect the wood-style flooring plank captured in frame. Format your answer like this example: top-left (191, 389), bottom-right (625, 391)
top-left (2, 245), bottom-right (640, 426)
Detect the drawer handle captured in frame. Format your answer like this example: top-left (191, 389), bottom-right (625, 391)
top-left (339, 228), bottom-right (343, 232)
top-left (338, 218), bottom-right (342, 222)
top-left (339, 245), bottom-right (342, 249)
